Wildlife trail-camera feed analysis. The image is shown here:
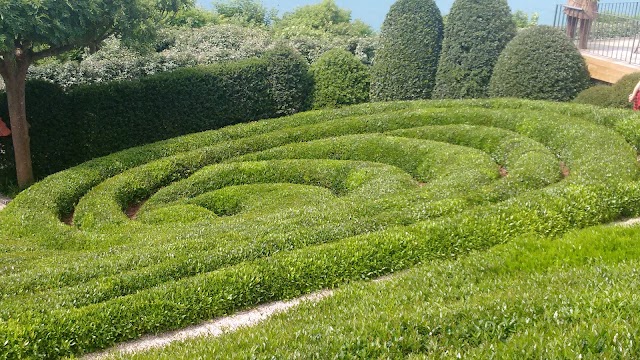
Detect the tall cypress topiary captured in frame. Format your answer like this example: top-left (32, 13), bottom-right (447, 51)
top-left (433, 0), bottom-right (516, 99)
top-left (489, 26), bottom-right (590, 102)
top-left (370, 0), bottom-right (443, 101)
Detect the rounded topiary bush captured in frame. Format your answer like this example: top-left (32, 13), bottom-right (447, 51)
top-left (433, 0), bottom-right (516, 99)
top-left (574, 72), bottom-right (640, 109)
top-left (489, 26), bottom-right (590, 101)
top-left (264, 46), bottom-right (314, 115)
top-left (310, 49), bottom-right (370, 109)
top-left (370, 0), bottom-right (443, 101)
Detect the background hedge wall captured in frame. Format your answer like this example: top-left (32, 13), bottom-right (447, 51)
top-left (0, 48), bottom-right (312, 181)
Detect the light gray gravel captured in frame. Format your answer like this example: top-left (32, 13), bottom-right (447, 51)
top-left (0, 194), bottom-right (10, 210)
top-left (83, 290), bottom-right (335, 359)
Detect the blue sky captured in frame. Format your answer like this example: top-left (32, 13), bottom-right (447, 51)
top-left (196, 0), bottom-right (560, 29)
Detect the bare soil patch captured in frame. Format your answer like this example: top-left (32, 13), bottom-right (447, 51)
top-left (125, 200), bottom-right (147, 220)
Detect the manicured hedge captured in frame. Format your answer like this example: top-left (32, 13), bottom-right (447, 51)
top-left (0, 49), bottom-right (312, 181)
top-left (1, 99), bottom-right (640, 358)
top-left (124, 226), bottom-right (640, 359)
top-left (310, 48), bottom-right (370, 109)
top-left (433, 0), bottom-right (516, 99)
top-left (370, 0), bottom-right (443, 101)
top-left (489, 26), bottom-right (590, 101)
top-left (574, 72), bottom-right (640, 109)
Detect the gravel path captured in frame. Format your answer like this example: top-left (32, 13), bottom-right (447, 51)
top-left (83, 290), bottom-right (334, 359)
top-left (0, 194), bottom-right (10, 210)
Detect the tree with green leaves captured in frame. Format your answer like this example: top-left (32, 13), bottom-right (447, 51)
top-left (213, 0), bottom-right (277, 27)
top-left (370, 0), bottom-right (443, 101)
top-left (433, 0), bottom-right (516, 99)
top-left (274, 0), bottom-right (373, 39)
top-left (0, 0), bottom-right (190, 188)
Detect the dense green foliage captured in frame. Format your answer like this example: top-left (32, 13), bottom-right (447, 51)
top-left (213, 0), bottom-right (277, 26)
top-left (574, 72), bottom-right (640, 109)
top-left (310, 49), bottom-right (370, 108)
top-left (2, 99), bottom-right (640, 358)
top-left (273, 0), bottom-right (373, 39)
top-left (0, 0), bottom-right (191, 54)
top-left (370, 0), bottom-right (444, 101)
top-left (26, 26), bottom-right (272, 90)
top-left (0, 50), bottom-right (311, 180)
top-left (0, 0), bottom-right (194, 188)
top-left (118, 225), bottom-right (640, 359)
top-left (489, 26), bottom-right (590, 101)
top-left (263, 46), bottom-right (314, 115)
top-left (512, 10), bottom-right (539, 29)
top-left (433, 0), bottom-right (516, 99)
top-left (165, 6), bottom-right (220, 28)
top-left (17, 1), bottom-right (376, 92)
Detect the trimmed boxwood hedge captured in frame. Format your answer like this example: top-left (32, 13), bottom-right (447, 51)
top-left (2, 99), bottom-right (640, 358)
top-left (574, 72), bottom-right (640, 109)
top-left (310, 48), bottom-right (370, 109)
top-left (0, 48), bottom-right (312, 182)
top-left (489, 26), bottom-right (590, 101)
top-left (370, 0), bottom-right (444, 101)
top-left (433, 0), bottom-right (516, 99)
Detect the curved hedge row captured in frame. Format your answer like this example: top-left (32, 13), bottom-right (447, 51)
top-left (574, 72), bottom-right (640, 109)
top-left (0, 47), bottom-right (312, 181)
top-left (1, 99), bottom-right (640, 358)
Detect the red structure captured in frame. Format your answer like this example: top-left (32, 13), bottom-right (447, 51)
top-left (0, 118), bottom-right (11, 137)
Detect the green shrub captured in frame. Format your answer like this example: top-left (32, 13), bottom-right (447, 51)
top-left (370, 0), bottom-right (443, 101)
top-left (0, 52), bottom-right (312, 181)
top-left (489, 26), bottom-right (590, 101)
top-left (433, 0), bottom-right (516, 99)
top-left (2, 99), bottom-right (640, 358)
top-left (264, 46), bottom-right (314, 115)
top-left (310, 48), bottom-right (370, 109)
top-left (574, 72), bottom-right (640, 109)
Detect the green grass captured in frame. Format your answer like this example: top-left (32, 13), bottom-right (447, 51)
top-left (114, 224), bottom-right (640, 359)
top-left (1, 99), bottom-right (640, 358)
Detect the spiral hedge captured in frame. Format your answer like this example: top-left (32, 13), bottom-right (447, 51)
top-left (2, 99), bottom-right (640, 358)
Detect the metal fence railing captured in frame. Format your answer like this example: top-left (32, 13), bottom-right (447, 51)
top-left (554, 2), bottom-right (640, 64)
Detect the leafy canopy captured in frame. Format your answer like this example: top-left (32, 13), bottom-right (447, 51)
top-left (274, 0), bottom-right (373, 39)
top-left (0, 0), bottom-right (193, 56)
top-left (213, 0), bottom-right (277, 26)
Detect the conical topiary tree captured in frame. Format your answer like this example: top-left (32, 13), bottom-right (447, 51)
top-left (433, 0), bottom-right (516, 99)
top-left (370, 0), bottom-right (443, 101)
top-left (489, 26), bottom-right (590, 102)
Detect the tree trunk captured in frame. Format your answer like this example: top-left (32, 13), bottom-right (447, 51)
top-left (0, 54), bottom-right (34, 188)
